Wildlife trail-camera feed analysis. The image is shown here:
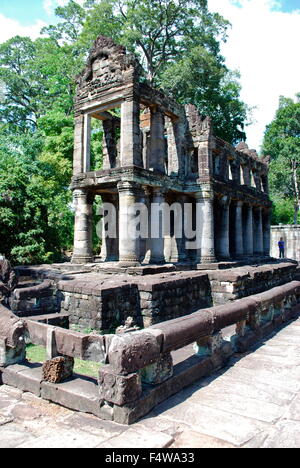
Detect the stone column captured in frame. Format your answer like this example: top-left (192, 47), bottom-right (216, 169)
top-left (254, 206), bottom-right (264, 255)
top-left (120, 99), bottom-right (142, 167)
top-left (150, 188), bottom-right (166, 264)
top-left (174, 195), bottom-right (189, 263)
top-left (102, 118), bottom-right (118, 169)
top-left (217, 196), bottom-right (230, 259)
top-left (83, 114), bottom-right (91, 172)
top-left (235, 201), bottom-right (244, 257)
top-left (195, 188), bottom-right (216, 264)
top-left (166, 117), bottom-right (184, 177)
top-left (263, 209), bottom-right (271, 256)
top-left (149, 107), bottom-right (166, 174)
top-left (73, 115), bottom-right (84, 175)
top-left (100, 193), bottom-right (119, 262)
top-left (72, 189), bottom-right (94, 264)
top-left (139, 186), bottom-right (151, 263)
top-left (118, 182), bottom-right (141, 267)
top-left (244, 205), bottom-right (254, 256)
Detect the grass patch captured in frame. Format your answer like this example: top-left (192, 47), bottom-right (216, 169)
top-left (26, 344), bottom-right (100, 379)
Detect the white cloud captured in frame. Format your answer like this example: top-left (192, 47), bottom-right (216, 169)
top-left (43, 0), bottom-right (86, 16)
top-left (0, 14), bottom-right (46, 42)
top-left (208, 0), bottom-right (300, 151)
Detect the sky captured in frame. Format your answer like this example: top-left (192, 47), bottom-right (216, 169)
top-left (0, 0), bottom-right (299, 151)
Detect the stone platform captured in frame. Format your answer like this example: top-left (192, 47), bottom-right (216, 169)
top-left (1, 317), bottom-right (300, 448)
top-left (13, 260), bottom-right (300, 332)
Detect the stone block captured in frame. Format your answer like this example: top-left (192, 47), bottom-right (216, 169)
top-left (99, 365), bottom-right (142, 405)
top-left (106, 331), bottom-right (161, 374)
top-left (140, 352), bottom-right (173, 385)
top-left (151, 310), bottom-right (213, 353)
top-left (54, 327), bottom-right (105, 362)
top-left (235, 330), bottom-right (262, 353)
top-left (25, 320), bottom-right (48, 347)
top-left (42, 356), bottom-right (74, 383)
top-left (2, 364), bottom-right (42, 396)
top-left (194, 331), bottom-right (224, 357)
top-left (0, 338), bottom-right (26, 368)
top-left (212, 301), bottom-right (249, 331)
top-left (41, 376), bottom-right (102, 417)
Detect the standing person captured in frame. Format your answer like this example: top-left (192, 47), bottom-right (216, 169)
top-left (278, 238), bottom-right (285, 258)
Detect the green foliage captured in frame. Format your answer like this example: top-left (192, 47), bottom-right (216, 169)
top-left (263, 94), bottom-right (300, 224)
top-left (0, 123), bottom-right (73, 264)
top-left (0, 0), bottom-right (250, 264)
top-left (271, 197), bottom-right (296, 225)
top-left (78, 0), bottom-right (248, 144)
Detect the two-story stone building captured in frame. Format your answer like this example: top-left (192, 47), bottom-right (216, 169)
top-left (71, 36), bottom-right (271, 267)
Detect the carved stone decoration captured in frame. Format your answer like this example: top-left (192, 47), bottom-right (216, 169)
top-left (76, 35), bottom-right (142, 89)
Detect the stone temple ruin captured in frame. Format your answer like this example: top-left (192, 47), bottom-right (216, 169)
top-left (71, 36), bottom-right (271, 267)
top-left (1, 36), bottom-right (300, 425)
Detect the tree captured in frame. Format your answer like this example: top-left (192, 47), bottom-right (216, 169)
top-left (78, 0), bottom-right (248, 143)
top-left (41, 0), bottom-right (86, 43)
top-left (0, 36), bottom-right (41, 129)
top-left (0, 0), bottom-right (250, 264)
top-left (0, 114), bottom-right (74, 264)
top-left (263, 95), bottom-right (300, 224)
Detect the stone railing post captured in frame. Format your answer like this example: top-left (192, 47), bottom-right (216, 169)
top-left (194, 331), bottom-right (232, 369)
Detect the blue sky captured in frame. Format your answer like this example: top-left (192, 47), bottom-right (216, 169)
top-left (275, 0), bottom-right (300, 10)
top-left (0, 0), bottom-right (299, 25)
top-left (232, 0), bottom-right (300, 10)
top-left (0, 0), bottom-right (50, 25)
top-left (0, 0), bottom-right (299, 151)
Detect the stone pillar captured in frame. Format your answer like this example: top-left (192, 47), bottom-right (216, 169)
top-left (149, 107), bottom-right (166, 174)
top-left (150, 188), bottom-right (166, 264)
top-left (118, 182), bottom-right (142, 267)
top-left (254, 206), bottom-right (264, 255)
top-left (183, 196), bottom-right (195, 262)
top-left (174, 195), bottom-right (189, 263)
top-left (195, 188), bottom-right (216, 264)
top-left (217, 196), bottom-right (230, 259)
top-left (73, 115), bottom-right (84, 175)
top-left (235, 201), bottom-right (244, 257)
top-left (72, 189), bottom-right (94, 264)
top-left (244, 205), bottom-right (254, 256)
top-left (83, 114), bottom-right (91, 172)
top-left (139, 186), bottom-right (151, 263)
top-left (166, 117), bottom-right (184, 177)
top-left (102, 118), bottom-right (119, 169)
top-left (120, 99), bottom-right (142, 167)
top-left (243, 166), bottom-right (251, 187)
top-left (100, 193), bottom-right (119, 262)
top-left (263, 209), bottom-right (271, 256)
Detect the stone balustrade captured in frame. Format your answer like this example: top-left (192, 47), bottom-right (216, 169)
top-left (0, 304), bottom-right (26, 368)
top-left (0, 281), bottom-right (300, 423)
